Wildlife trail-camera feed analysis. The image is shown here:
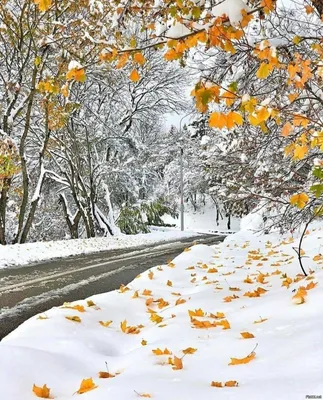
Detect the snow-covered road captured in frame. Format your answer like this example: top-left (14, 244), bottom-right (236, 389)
top-left (0, 234), bottom-right (224, 340)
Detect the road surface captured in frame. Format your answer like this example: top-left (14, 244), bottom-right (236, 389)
top-left (0, 234), bottom-right (224, 340)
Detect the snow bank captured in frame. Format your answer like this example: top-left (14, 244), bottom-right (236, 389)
top-left (0, 230), bottom-right (197, 269)
top-left (1, 222), bottom-right (323, 399)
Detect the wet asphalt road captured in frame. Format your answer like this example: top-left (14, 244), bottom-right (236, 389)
top-left (0, 234), bottom-right (225, 340)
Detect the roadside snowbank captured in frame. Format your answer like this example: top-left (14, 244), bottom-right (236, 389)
top-left (0, 230), bottom-right (197, 270)
top-left (1, 224), bottom-right (323, 399)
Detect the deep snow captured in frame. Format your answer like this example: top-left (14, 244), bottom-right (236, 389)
top-left (1, 220), bottom-right (323, 399)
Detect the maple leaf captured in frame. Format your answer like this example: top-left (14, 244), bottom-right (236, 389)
top-left (66, 68), bottom-right (86, 83)
top-left (211, 381), bottom-right (223, 387)
top-left (32, 384), bottom-right (50, 398)
top-left (65, 315), bottom-right (81, 323)
top-left (305, 281), bottom-right (317, 290)
top-left (99, 320), bottom-right (112, 327)
top-left (218, 319), bottom-right (231, 330)
top-left (281, 122), bottom-right (292, 137)
top-left (172, 355), bottom-right (183, 370)
top-left (141, 339), bottom-right (147, 346)
top-left (150, 313), bottom-right (163, 324)
top-left (98, 371), bottom-right (115, 379)
top-left (207, 268), bottom-right (218, 273)
top-left (188, 308), bottom-right (205, 317)
top-left (175, 298), bottom-right (186, 306)
top-left (130, 69), bottom-right (140, 82)
top-left (133, 52), bottom-right (146, 65)
top-left (61, 304), bottom-right (85, 313)
top-left (142, 289), bottom-right (152, 296)
top-left (240, 332), bottom-right (255, 339)
top-left (148, 271), bottom-right (154, 280)
top-left (229, 351), bottom-right (256, 365)
top-left (167, 280), bottom-right (173, 287)
top-left (182, 347), bottom-right (197, 354)
top-left (225, 381), bottom-right (239, 387)
top-left (256, 62), bottom-right (272, 79)
top-left (292, 287), bottom-right (307, 304)
top-left (133, 290), bottom-right (139, 298)
top-left (34, 0), bottom-right (52, 12)
top-left (172, 292), bottom-right (182, 296)
top-left (119, 284), bottom-right (130, 293)
top-left (244, 276), bottom-right (253, 284)
top-left (152, 348), bottom-right (172, 355)
top-left (209, 312), bottom-right (225, 319)
top-left (290, 193), bottom-right (309, 209)
top-left (145, 297), bottom-right (154, 306)
top-left (76, 378), bottom-right (98, 394)
top-left (86, 300), bottom-right (96, 307)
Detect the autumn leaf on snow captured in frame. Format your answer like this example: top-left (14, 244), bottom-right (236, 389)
top-left (169, 355), bottom-right (183, 370)
top-left (120, 320), bottom-right (141, 334)
top-left (119, 284), bottom-right (130, 293)
top-left (142, 289), bottom-right (152, 296)
top-left (175, 298), bottom-right (186, 306)
top-left (32, 384), bottom-right (51, 398)
top-left (229, 351), bottom-right (256, 365)
top-left (141, 339), bottom-right (147, 346)
top-left (152, 347), bottom-right (172, 355)
top-left (76, 378), bottom-right (98, 394)
top-left (61, 304), bottom-right (85, 313)
top-left (211, 380), bottom-right (238, 387)
top-left (148, 271), bottom-right (154, 280)
top-left (292, 287), bottom-right (307, 304)
top-left (167, 280), bottom-right (173, 287)
top-left (150, 313), bottom-right (163, 324)
top-left (254, 317), bottom-right (267, 324)
top-left (99, 320), bottom-right (112, 327)
top-left (37, 315), bottom-right (49, 320)
top-left (135, 391), bottom-right (152, 398)
top-left (65, 315), bottom-right (81, 323)
top-left (182, 347), bottom-right (197, 354)
top-left (209, 312), bottom-right (225, 319)
top-left (98, 371), bottom-right (115, 379)
top-left (240, 332), bottom-right (255, 339)
top-left (188, 308), bottom-right (205, 317)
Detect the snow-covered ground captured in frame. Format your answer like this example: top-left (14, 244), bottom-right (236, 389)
top-left (1, 219), bottom-right (323, 399)
top-left (0, 230), bottom-right (197, 270)
top-left (163, 199), bottom-right (240, 233)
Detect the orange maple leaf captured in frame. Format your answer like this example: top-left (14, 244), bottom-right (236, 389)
top-left (129, 69), bottom-right (140, 82)
top-left (98, 371), bottom-right (115, 379)
top-left (142, 289), bottom-right (152, 296)
top-left (99, 320), bottom-right (112, 327)
top-left (65, 315), bottom-right (81, 323)
top-left (240, 332), bottom-right (255, 339)
top-left (76, 378), bottom-right (97, 394)
top-left (175, 298), bottom-right (186, 306)
top-left (229, 351), bottom-right (256, 365)
top-left (182, 347), bottom-right (197, 354)
top-left (172, 355), bottom-right (183, 370)
top-left (188, 308), bottom-right (205, 317)
top-left (32, 384), bottom-right (50, 398)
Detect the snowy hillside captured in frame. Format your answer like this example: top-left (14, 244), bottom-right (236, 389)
top-left (1, 220), bottom-right (322, 399)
